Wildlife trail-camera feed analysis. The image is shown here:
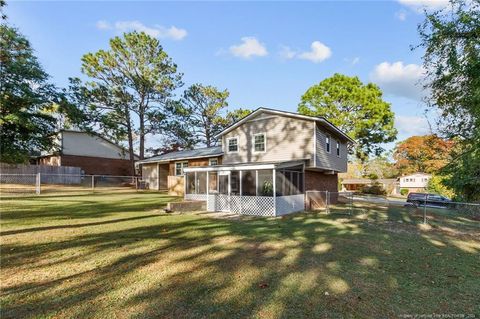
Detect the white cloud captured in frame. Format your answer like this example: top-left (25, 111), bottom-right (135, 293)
top-left (297, 41), bottom-right (332, 63)
top-left (395, 10), bottom-right (408, 21)
top-left (96, 20), bottom-right (112, 30)
top-left (398, 0), bottom-right (450, 12)
top-left (96, 20), bottom-right (187, 40)
top-left (395, 115), bottom-right (431, 137)
top-left (371, 61), bottom-right (426, 101)
top-left (279, 45), bottom-right (297, 60)
top-left (229, 37), bottom-right (268, 59)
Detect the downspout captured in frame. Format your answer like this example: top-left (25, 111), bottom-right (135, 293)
top-left (312, 121), bottom-right (316, 168)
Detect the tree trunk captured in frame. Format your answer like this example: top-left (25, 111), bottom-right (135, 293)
top-left (139, 110), bottom-right (145, 160)
top-left (125, 108), bottom-right (136, 176)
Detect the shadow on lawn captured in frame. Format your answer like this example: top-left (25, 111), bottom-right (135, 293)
top-left (1, 206), bottom-right (479, 318)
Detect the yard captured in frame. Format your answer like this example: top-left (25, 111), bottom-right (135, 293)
top-left (1, 192), bottom-right (479, 318)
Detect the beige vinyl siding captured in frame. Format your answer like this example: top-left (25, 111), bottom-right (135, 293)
top-left (222, 115), bottom-right (315, 164)
top-left (142, 163), bottom-right (158, 190)
top-left (315, 124), bottom-right (348, 172)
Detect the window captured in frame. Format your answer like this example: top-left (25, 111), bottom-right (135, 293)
top-left (326, 135), bottom-right (331, 153)
top-left (209, 158), bottom-right (218, 166)
top-left (336, 140), bottom-right (340, 157)
top-left (227, 137), bottom-right (238, 153)
top-left (175, 161), bottom-right (188, 176)
top-left (253, 133), bottom-right (266, 152)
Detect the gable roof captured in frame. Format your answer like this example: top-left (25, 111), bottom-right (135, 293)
top-left (215, 107), bottom-right (355, 143)
top-left (137, 146), bottom-right (223, 164)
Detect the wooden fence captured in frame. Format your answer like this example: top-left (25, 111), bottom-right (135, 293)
top-left (0, 163), bottom-right (82, 184)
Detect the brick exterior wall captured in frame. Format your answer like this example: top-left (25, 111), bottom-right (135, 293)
top-left (305, 170), bottom-right (339, 209)
top-left (61, 154), bottom-right (135, 176)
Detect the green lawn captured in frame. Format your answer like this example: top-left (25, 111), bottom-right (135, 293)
top-left (1, 192), bottom-right (479, 318)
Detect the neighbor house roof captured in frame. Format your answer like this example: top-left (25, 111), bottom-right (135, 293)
top-left (215, 107), bottom-right (355, 143)
top-left (137, 146), bottom-right (223, 164)
top-left (341, 178), bottom-right (398, 185)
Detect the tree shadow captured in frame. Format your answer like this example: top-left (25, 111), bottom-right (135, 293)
top-left (1, 208), bottom-right (479, 318)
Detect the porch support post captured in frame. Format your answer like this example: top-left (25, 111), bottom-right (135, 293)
top-left (239, 170), bottom-right (243, 215)
top-left (206, 171), bottom-right (210, 211)
top-left (273, 168), bottom-right (277, 216)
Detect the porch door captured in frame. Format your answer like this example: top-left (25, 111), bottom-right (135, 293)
top-left (217, 172), bottom-right (230, 211)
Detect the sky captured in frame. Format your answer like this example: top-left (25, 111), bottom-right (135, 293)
top-left (5, 0), bottom-right (449, 153)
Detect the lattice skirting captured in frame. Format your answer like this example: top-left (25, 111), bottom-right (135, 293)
top-left (276, 195), bottom-right (305, 216)
top-left (185, 193), bottom-right (304, 216)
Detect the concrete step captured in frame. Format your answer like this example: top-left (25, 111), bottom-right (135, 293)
top-left (166, 200), bottom-right (206, 212)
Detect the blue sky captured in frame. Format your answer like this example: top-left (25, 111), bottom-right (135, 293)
top-left (6, 0), bottom-right (449, 152)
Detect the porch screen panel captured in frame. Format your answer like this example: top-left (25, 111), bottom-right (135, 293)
top-left (242, 170), bottom-right (256, 196)
top-left (186, 172), bottom-right (196, 194)
top-left (257, 170), bottom-right (273, 196)
top-left (208, 172), bottom-right (218, 194)
top-left (275, 171), bottom-right (285, 196)
top-left (231, 171), bottom-right (240, 195)
top-left (197, 172), bottom-right (207, 194)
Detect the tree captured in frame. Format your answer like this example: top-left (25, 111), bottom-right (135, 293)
top-left (73, 31), bottom-right (182, 172)
top-left (363, 156), bottom-right (398, 179)
top-left (393, 135), bottom-right (455, 175)
top-left (417, 0), bottom-right (480, 200)
top-left (298, 73), bottom-right (397, 161)
top-left (0, 25), bottom-right (59, 163)
top-left (170, 84), bottom-right (229, 147)
top-left (224, 108), bottom-right (252, 126)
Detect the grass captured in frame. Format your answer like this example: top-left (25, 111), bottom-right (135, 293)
top-left (1, 191), bottom-right (479, 318)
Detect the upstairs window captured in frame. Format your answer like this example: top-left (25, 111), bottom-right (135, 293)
top-left (253, 133), bottom-right (266, 152)
top-left (227, 137), bottom-right (238, 153)
top-left (325, 135), bottom-right (331, 153)
top-left (336, 140), bottom-right (340, 157)
top-left (209, 158), bottom-right (218, 166)
top-left (175, 162), bottom-right (188, 176)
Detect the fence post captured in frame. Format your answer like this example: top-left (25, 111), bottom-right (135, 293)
top-left (423, 194), bottom-right (427, 224)
top-left (91, 175), bottom-right (95, 192)
top-left (325, 190), bottom-right (329, 214)
top-left (36, 173), bottom-right (41, 195)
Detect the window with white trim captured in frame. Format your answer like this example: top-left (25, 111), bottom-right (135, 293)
top-left (326, 135), bottom-right (331, 153)
top-left (253, 133), bottom-right (266, 152)
top-left (209, 158), bottom-right (218, 166)
top-left (336, 140), bottom-right (340, 157)
top-left (227, 137), bottom-right (238, 153)
top-left (175, 161), bottom-right (188, 176)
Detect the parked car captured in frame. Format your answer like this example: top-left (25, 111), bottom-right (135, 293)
top-left (406, 193), bottom-right (452, 208)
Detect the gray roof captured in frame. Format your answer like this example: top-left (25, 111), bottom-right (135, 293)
top-left (137, 146), bottom-right (223, 164)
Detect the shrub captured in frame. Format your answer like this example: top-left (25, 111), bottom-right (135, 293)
top-left (400, 188), bottom-right (409, 196)
top-left (362, 183), bottom-right (387, 195)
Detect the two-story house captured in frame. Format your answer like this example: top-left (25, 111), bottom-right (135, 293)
top-left (399, 173), bottom-right (431, 193)
top-left (138, 108), bottom-right (353, 216)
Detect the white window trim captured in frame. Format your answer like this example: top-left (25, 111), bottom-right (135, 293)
top-left (175, 161), bottom-right (188, 176)
top-left (209, 158), bottom-right (218, 166)
top-left (325, 134), bottom-right (331, 154)
top-left (253, 132), bottom-right (267, 153)
top-left (336, 140), bottom-right (340, 157)
top-left (226, 136), bottom-right (239, 153)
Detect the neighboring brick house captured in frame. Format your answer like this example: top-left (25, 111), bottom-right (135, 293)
top-left (137, 108), bottom-right (354, 216)
top-left (32, 130), bottom-right (139, 176)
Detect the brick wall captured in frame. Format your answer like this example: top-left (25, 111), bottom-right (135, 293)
top-left (305, 170), bottom-right (339, 208)
top-left (305, 170), bottom-right (338, 192)
top-left (61, 154), bottom-right (135, 176)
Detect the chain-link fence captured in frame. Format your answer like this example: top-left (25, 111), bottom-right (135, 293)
top-left (305, 191), bottom-right (480, 225)
top-left (0, 173), bottom-right (143, 197)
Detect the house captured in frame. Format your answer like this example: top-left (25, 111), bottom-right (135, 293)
top-left (138, 147), bottom-right (223, 195)
top-left (138, 108), bottom-right (354, 216)
top-left (341, 178), bottom-right (399, 195)
top-left (399, 173), bottom-right (431, 193)
top-left (32, 130), bottom-right (139, 176)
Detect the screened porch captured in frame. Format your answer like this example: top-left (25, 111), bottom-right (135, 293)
top-left (183, 161), bottom-right (305, 216)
